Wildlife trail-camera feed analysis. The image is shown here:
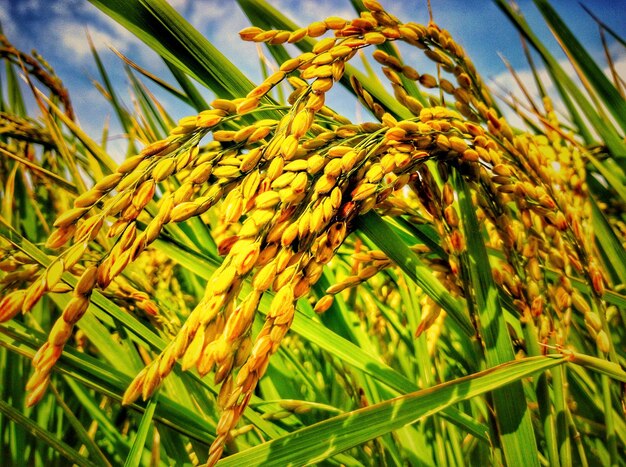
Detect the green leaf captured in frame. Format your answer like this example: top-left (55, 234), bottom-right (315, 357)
top-left (591, 198), bottom-right (626, 285)
top-left (88, 0), bottom-right (255, 98)
top-left (0, 400), bottom-right (98, 467)
top-left (217, 356), bottom-right (566, 466)
top-left (454, 172), bottom-right (539, 467)
top-left (494, 0), bottom-right (626, 160)
top-left (532, 0), bottom-right (626, 134)
top-left (356, 211), bottom-right (474, 336)
top-left (125, 394), bottom-right (159, 467)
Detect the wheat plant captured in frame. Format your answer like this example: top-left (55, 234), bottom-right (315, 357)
top-left (0, 0), bottom-right (624, 466)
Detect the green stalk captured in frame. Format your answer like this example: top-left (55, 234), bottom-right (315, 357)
top-left (125, 394), bottom-right (159, 467)
top-left (454, 171), bottom-right (539, 467)
top-left (494, 0), bottom-right (626, 160)
top-left (356, 212), bottom-right (474, 336)
top-left (551, 360), bottom-right (571, 467)
top-left (532, 0), bottom-right (626, 134)
top-left (0, 400), bottom-right (97, 467)
top-left (523, 318), bottom-right (560, 467)
top-left (601, 374), bottom-right (617, 465)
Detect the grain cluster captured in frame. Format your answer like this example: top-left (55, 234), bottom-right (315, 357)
top-left (0, 1), bottom-right (616, 464)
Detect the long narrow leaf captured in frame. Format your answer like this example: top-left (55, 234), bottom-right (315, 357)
top-left (218, 356), bottom-right (566, 467)
top-left (88, 0), bottom-right (255, 98)
top-left (455, 172), bottom-right (539, 467)
top-left (532, 0), bottom-right (626, 134)
top-left (356, 211), bottom-right (474, 336)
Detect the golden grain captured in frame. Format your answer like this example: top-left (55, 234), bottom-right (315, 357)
top-left (0, 290), bottom-right (26, 322)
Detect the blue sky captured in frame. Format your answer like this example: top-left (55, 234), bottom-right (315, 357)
top-left (1, 0), bottom-right (624, 155)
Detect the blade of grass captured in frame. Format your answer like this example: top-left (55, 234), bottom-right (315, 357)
top-left (0, 400), bottom-right (98, 467)
top-left (165, 61), bottom-right (210, 110)
top-left (0, 323), bottom-right (216, 445)
top-left (218, 356), bottom-right (566, 467)
top-left (356, 211), bottom-right (474, 336)
top-left (454, 171), bottom-right (539, 467)
top-left (0, 218), bottom-right (166, 351)
top-left (88, 0), bottom-right (255, 98)
top-left (4, 59), bottom-right (27, 116)
top-left (62, 377), bottom-right (131, 457)
top-left (494, 0), bottom-right (626, 160)
top-left (49, 384), bottom-right (110, 467)
top-left (111, 47), bottom-right (193, 108)
top-left (87, 31), bottom-right (134, 134)
top-left (0, 147), bottom-right (77, 194)
top-left (532, 0), bottom-right (626, 134)
top-left (590, 197), bottom-right (626, 285)
top-left (36, 89), bottom-right (118, 173)
top-left (124, 394), bottom-right (159, 467)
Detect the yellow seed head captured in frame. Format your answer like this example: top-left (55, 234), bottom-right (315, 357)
top-left (25, 375), bottom-right (50, 407)
top-left (255, 191), bottom-right (281, 209)
top-left (0, 290), bottom-right (26, 322)
top-left (253, 262), bottom-right (277, 291)
top-left (596, 330), bottom-right (610, 353)
top-left (237, 243), bottom-right (261, 275)
top-left (324, 158), bottom-right (343, 178)
top-left (74, 189), bottom-right (103, 209)
top-left (117, 154), bottom-right (145, 174)
top-left (364, 31), bottom-right (386, 45)
top-left (307, 21), bottom-right (327, 37)
top-left (74, 265), bottom-right (97, 296)
top-left (269, 285), bottom-right (295, 319)
top-left (291, 110), bottom-right (313, 139)
top-left (312, 77), bottom-right (333, 92)
top-left (44, 260), bottom-right (65, 291)
top-left (211, 266), bottom-right (237, 295)
top-left (281, 222), bottom-right (300, 247)
top-left (288, 27), bottom-right (308, 43)
top-left (351, 183), bottom-right (377, 201)
top-left (48, 319), bottom-right (73, 346)
top-left (182, 329), bottom-right (205, 371)
top-left (197, 114), bottom-right (222, 128)
top-left (247, 126), bottom-right (272, 143)
top-left (63, 295), bottom-right (90, 323)
top-left (280, 57), bottom-right (302, 72)
top-left (140, 139), bottom-right (171, 157)
top-left (314, 295), bottom-right (334, 313)
top-left (419, 73), bottom-right (438, 88)
top-left (22, 278), bottom-right (47, 314)
top-left (240, 147), bottom-right (263, 172)
top-left (212, 165), bottom-right (241, 179)
top-left (291, 172), bottom-right (309, 194)
top-left (53, 207), bottom-right (89, 228)
top-left (170, 202), bottom-right (198, 223)
top-left (307, 155), bottom-right (326, 174)
top-left (313, 175), bottom-right (336, 195)
top-left (570, 291), bottom-right (591, 315)
top-left (141, 361), bottom-right (162, 401)
top-left (312, 37), bottom-right (336, 54)
top-left (152, 158), bottom-right (178, 182)
top-left (329, 45), bottom-right (353, 58)
top-left (45, 225), bottom-right (77, 249)
top-left (237, 97), bottom-right (260, 114)
top-left (584, 311), bottom-right (603, 333)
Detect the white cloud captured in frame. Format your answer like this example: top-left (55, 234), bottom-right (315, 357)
top-left (52, 22), bottom-right (115, 61)
top-left (167, 0), bottom-right (192, 12)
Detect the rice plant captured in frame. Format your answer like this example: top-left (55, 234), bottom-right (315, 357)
top-left (1, 0), bottom-right (624, 466)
